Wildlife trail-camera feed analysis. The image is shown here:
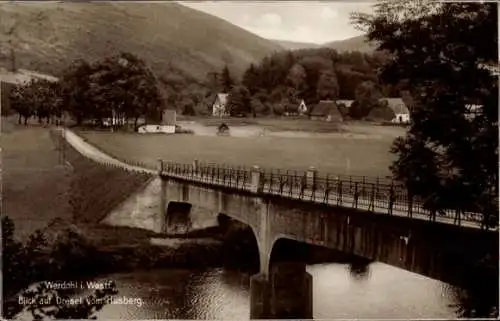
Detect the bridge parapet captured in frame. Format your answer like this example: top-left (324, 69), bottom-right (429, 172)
top-left (157, 160), bottom-right (489, 229)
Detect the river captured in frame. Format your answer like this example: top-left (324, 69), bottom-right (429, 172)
top-left (89, 263), bottom-right (465, 319)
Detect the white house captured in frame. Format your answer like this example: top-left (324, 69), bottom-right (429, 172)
top-left (212, 93), bottom-right (229, 117)
top-left (138, 109), bottom-right (176, 134)
top-left (298, 99), bottom-right (308, 115)
top-left (335, 100), bottom-right (355, 108)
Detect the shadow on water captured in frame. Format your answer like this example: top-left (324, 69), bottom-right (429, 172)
top-left (348, 257), bottom-right (372, 281)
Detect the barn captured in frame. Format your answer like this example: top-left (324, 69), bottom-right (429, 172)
top-left (138, 109), bottom-right (176, 134)
top-left (310, 100), bottom-right (343, 122)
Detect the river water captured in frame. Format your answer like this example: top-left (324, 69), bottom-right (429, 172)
top-left (90, 263), bottom-right (464, 319)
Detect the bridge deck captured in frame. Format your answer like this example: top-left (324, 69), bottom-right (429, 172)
top-left (61, 128), bottom-right (490, 231)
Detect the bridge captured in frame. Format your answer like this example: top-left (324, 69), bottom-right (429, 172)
top-left (62, 129), bottom-right (498, 319)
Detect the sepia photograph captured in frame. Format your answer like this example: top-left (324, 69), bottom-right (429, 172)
top-left (0, 0), bottom-right (498, 319)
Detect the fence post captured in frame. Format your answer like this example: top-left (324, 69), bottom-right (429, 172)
top-left (338, 180), bottom-right (342, 206)
top-left (388, 184), bottom-right (394, 215)
top-left (193, 159), bottom-right (199, 176)
top-left (157, 159), bottom-right (164, 175)
top-left (324, 174), bottom-right (330, 203)
top-left (306, 166), bottom-right (317, 200)
top-left (250, 165), bottom-right (262, 193)
top-left (370, 183), bottom-right (375, 212)
top-left (408, 193), bottom-right (413, 218)
top-left (353, 182), bottom-right (358, 208)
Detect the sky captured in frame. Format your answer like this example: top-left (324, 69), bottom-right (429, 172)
top-left (178, 1), bottom-right (375, 44)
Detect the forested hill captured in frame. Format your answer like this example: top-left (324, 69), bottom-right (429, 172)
top-left (0, 2), bottom-right (282, 81)
top-left (237, 48), bottom-right (395, 110)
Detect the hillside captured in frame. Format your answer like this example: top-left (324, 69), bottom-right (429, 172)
top-left (322, 35), bottom-right (377, 53)
top-left (0, 2), bottom-right (283, 81)
top-left (273, 39), bottom-right (320, 50)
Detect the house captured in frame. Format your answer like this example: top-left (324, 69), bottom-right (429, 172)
top-left (335, 100), bottom-right (355, 108)
top-left (283, 99), bottom-right (308, 116)
top-left (310, 100), bottom-right (343, 122)
top-left (212, 93), bottom-right (229, 117)
top-left (465, 104), bottom-right (482, 120)
top-left (298, 99), bottom-right (308, 115)
top-left (379, 98), bottom-right (410, 124)
top-left (138, 109), bottom-right (176, 134)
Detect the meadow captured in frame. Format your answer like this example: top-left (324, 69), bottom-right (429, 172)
top-left (1, 117), bottom-right (153, 243)
top-left (78, 122), bottom-right (404, 178)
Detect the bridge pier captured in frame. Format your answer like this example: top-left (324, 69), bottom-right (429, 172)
top-left (250, 262), bottom-right (313, 319)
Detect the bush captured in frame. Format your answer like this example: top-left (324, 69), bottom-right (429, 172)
top-left (2, 216), bottom-right (117, 320)
top-left (175, 125), bottom-right (194, 134)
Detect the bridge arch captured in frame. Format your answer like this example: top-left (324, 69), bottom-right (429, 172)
top-left (217, 213), bottom-right (261, 272)
top-left (165, 201), bottom-right (192, 234)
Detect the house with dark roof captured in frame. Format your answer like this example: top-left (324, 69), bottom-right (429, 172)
top-left (379, 97), bottom-right (410, 123)
top-left (212, 93), bottom-right (229, 117)
top-left (310, 100), bottom-right (343, 122)
top-left (138, 109), bottom-right (176, 134)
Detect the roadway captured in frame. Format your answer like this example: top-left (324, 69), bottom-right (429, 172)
top-left (61, 128), bottom-right (487, 231)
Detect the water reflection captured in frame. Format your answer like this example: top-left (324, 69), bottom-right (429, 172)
top-left (90, 262), bottom-right (473, 320)
top-left (348, 259), bottom-right (371, 281)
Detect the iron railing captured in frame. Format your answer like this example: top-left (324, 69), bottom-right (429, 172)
top-left (53, 127), bottom-right (493, 230)
top-left (158, 160), bottom-right (490, 229)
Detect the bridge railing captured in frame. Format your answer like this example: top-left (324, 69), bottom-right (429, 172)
top-left (157, 159), bottom-right (489, 227)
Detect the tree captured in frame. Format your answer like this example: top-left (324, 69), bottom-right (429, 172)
top-left (285, 63), bottom-right (308, 96)
top-left (350, 80), bottom-right (382, 119)
top-left (2, 217), bottom-right (117, 319)
top-left (242, 63), bottom-right (258, 94)
top-left (250, 97), bottom-right (269, 116)
top-left (220, 65), bottom-right (234, 93)
top-left (226, 85), bottom-right (251, 116)
top-left (60, 59), bottom-right (94, 125)
top-left (316, 69), bottom-right (339, 100)
top-left (10, 84), bottom-right (33, 125)
top-left (61, 53), bottom-right (164, 128)
top-left (353, 2), bottom-right (498, 229)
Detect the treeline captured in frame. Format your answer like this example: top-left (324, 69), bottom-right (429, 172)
top-left (7, 49), bottom-right (400, 122)
top-left (9, 52), bottom-right (165, 129)
top-left (162, 48), bottom-right (404, 119)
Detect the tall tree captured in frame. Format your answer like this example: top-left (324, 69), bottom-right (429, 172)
top-left (220, 65), bottom-right (234, 93)
top-left (227, 85), bottom-right (251, 116)
top-left (350, 80), bottom-right (382, 119)
top-left (316, 69), bottom-right (340, 100)
top-left (286, 63), bottom-right (308, 96)
top-left (353, 2), bottom-right (498, 231)
top-left (242, 63), bottom-right (258, 94)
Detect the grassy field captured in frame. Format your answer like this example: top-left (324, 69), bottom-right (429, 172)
top-left (179, 116), bottom-right (343, 133)
top-left (2, 124), bottom-right (73, 240)
top-left (1, 117), bottom-right (154, 244)
top-left (78, 124), bottom-right (400, 177)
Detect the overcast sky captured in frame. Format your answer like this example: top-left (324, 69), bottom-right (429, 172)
top-left (178, 1), bottom-right (374, 44)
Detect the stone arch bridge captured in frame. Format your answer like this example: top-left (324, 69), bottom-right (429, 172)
top-left (62, 129), bottom-right (498, 319)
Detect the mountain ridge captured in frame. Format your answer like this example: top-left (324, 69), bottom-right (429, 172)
top-left (273, 35), bottom-right (377, 53)
top-left (0, 2), bottom-right (283, 80)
